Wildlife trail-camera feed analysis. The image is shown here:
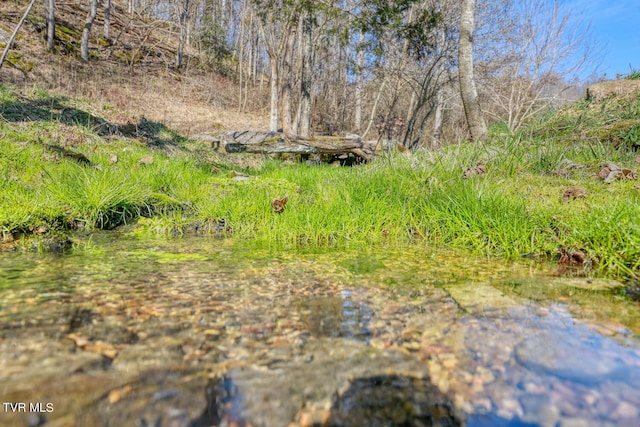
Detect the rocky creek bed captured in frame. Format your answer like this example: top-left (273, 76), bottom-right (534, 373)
top-left (1, 234), bottom-right (640, 427)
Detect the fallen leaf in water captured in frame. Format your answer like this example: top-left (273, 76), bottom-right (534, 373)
top-left (558, 247), bottom-right (594, 271)
top-left (67, 333), bottom-right (90, 348)
top-left (463, 161), bottom-right (486, 178)
top-left (108, 385), bottom-right (132, 404)
top-left (85, 341), bottom-right (118, 359)
top-left (272, 195), bottom-right (288, 213)
top-left (562, 186), bottom-right (587, 202)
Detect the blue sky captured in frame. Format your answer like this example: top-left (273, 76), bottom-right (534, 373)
top-left (560, 0), bottom-right (640, 79)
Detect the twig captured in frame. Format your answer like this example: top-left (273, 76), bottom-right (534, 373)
top-left (0, 0), bottom-right (38, 70)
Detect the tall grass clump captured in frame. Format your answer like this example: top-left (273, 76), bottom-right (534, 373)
top-left (418, 178), bottom-right (550, 257)
top-left (43, 163), bottom-right (151, 228)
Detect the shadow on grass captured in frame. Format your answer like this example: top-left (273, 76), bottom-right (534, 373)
top-left (0, 93), bottom-right (186, 149)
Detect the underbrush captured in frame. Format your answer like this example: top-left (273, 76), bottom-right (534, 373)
top-left (1, 84), bottom-right (639, 278)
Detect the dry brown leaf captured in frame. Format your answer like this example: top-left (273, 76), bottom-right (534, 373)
top-left (622, 169), bottom-right (638, 180)
top-left (558, 247), bottom-right (593, 269)
top-left (562, 186), bottom-right (587, 202)
top-left (598, 163), bottom-right (639, 183)
top-left (597, 167), bottom-right (611, 179)
top-left (272, 195), bottom-right (288, 213)
top-left (110, 154), bottom-right (118, 163)
top-left (463, 161), bottom-right (486, 178)
top-left (397, 145), bottom-right (411, 157)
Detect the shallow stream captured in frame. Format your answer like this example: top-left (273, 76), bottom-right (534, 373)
top-left (1, 233), bottom-right (639, 426)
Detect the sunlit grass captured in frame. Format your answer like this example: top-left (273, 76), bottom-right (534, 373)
top-left (1, 83), bottom-right (639, 278)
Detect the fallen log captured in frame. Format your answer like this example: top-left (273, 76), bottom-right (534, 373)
top-left (209, 131), bottom-right (376, 161)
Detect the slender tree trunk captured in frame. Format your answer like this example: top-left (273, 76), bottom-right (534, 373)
top-left (298, 11), bottom-right (313, 138)
top-left (458, 0), bottom-right (487, 141)
top-left (354, 31), bottom-right (364, 133)
top-left (1, 0), bottom-right (38, 69)
top-left (104, 0), bottom-right (111, 41)
top-left (281, 24), bottom-right (297, 135)
top-left (269, 58), bottom-right (279, 132)
top-left (176, 0), bottom-right (190, 69)
top-left (237, 11), bottom-right (244, 111)
top-left (80, 0), bottom-right (98, 62)
top-left (362, 79), bottom-right (386, 139)
top-left (432, 88), bottom-right (444, 148)
top-left (45, 0), bottom-right (55, 50)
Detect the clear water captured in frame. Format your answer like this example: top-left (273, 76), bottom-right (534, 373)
top-left (1, 233), bottom-right (639, 426)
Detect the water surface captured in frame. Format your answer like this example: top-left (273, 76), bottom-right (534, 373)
top-left (1, 233), bottom-right (639, 426)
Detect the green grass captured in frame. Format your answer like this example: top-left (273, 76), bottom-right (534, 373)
top-left (1, 83), bottom-right (639, 278)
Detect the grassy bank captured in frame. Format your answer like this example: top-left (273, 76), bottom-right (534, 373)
top-left (1, 84), bottom-right (639, 278)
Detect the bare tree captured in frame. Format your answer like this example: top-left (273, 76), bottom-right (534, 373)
top-left (298, 10), bottom-right (314, 137)
top-left (458, 0), bottom-right (487, 141)
top-left (104, 0), bottom-right (111, 41)
top-left (45, 0), bottom-right (55, 50)
top-left (80, 0), bottom-right (98, 62)
top-left (254, 0), bottom-right (302, 132)
top-left (478, 0), bottom-right (596, 133)
top-left (176, 0), bottom-right (191, 68)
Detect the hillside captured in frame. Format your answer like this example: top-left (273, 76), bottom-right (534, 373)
top-left (0, 0), bottom-right (268, 134)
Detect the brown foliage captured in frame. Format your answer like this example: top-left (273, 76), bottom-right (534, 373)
top-left (271, 195), bottom-right (288, 214)
top-left (462, 160), bottom-right (486, 178)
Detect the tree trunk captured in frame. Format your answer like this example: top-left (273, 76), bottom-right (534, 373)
top-left (269, 58), bottom-right (279, 132)
top-left (354, 31), bottom-right (364, 133)
top-left (45, 0), bottom-right (55, 51)
top-left (432, 88), bottom-right (444, 148)
top-left (103, 0), bottom-right (111, 41)
top-left (80, 0), bottom-right (98, 62)
top-left (281, 23), bottom-right (298, 135)
top-left (458, 0), bottom-right (487, 141)
top-left (176, 0), bottom-right (190, 69)
top-left (298, 11), bottom-right (313, 138)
